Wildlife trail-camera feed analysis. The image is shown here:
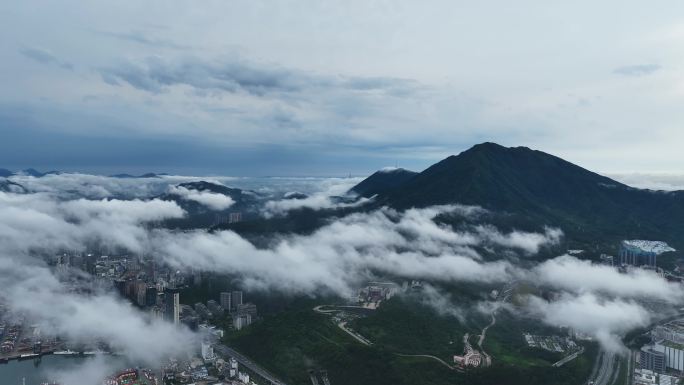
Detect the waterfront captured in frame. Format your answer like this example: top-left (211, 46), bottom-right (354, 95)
top-left (0, 355), bottom-right (128, 385)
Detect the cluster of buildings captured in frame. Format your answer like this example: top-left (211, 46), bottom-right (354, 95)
top-left (221, 291), bottom-right (258, 331)
top-left (633, 368), bottom-right (679, 385)
top-left (453, 333), bottom-right (483, 368)
top-left (599, 240), bottom-right (676, 269)
top-left (162, 354), bottom-right (256, 385)
top-left (523, 333), bottom-right (578, 353)
top-left (639, 320), bottom-right (684, 380)
top-left (0, 313), bottom-right (58, 359)
top-left (213, 212), bottom-right (243, 226)
top-left (54, 251), bottom-right (262, 334)
top-left (102, 368), bottom-right (158, 385)
top-left (1, 249), bottom-right (271, 385)
top-left (0, 321), bottom-right (21, 355)
top-left (597, 240), bottom-right (676, 270)
top-left (356, 282), bottom-right (400, 309)
top-left (178, 291), bottom-right (257, 331)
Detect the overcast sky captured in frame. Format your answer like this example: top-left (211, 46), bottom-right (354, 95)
top-left (1, 1), bottom-right (684, 175)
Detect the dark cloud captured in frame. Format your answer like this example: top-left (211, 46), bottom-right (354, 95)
top-left (99, 55), bottom-right (417, 97)
top-left (95, 30), bottom-right (188, 49)
top-left (19, 46), bottom-right (73, 70)
top-left (613, 64), bottom-right (661, 76)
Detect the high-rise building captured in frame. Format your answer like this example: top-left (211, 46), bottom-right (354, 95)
top-left (135, 281), bottom-right (147, 307)
top-left (207, 300), bottom-right (223, 316)
top-left (164, 289), bottom-right (180, 325)
top-left (220, 292), bottom-right (232, 311)
top-left (145, 287), bottom-right (158, 307)
top-left (237, 303), bottom-right (257, 319)
top-left (201, 341), bottom-right (215, 361)
top-left (640, 346), bottom-right (666, 373)
top-left (229, 212), bottom-right (242, 223)
top-left (654, 340), bottom-right (684, 372)
top-left (231, 291), bottom-right (243, 312)
top-left (599, 254), bottom-right (614, 266)
top-left (618, 240), bottom-right (674, 268)
top-left (232, 313), bottom-right (251, 330)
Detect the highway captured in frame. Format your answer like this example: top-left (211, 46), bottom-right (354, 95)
top-left (552, 346), bottom-right (584, 367)
top-left (338, 321), bottom-right (373, 346)
top-left (586, 350), bottom-right (619, 385)
top-left (393, 353), bottom-right (457, 370)
top-left (214, 344), bottom-right (288, 385)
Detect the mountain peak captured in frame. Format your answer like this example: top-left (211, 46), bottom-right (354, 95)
top-left (350, 167), bottom-right (418, 198)
top-left (466, 141), bottom-right (508, 152)
top-left (382, 143), bottom-right (631, 213)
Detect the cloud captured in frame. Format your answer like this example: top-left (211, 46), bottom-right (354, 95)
top-left (19, 46), bottom-right (73, 70)
top-left (262, 176), bottom-right (369, 216)
top-left (0, 192), bottom-right (185, 254)
top-left (476, 225), bottom-right (563, 254)
top-left (100, 55), bottom-right (417, 97)
top-left (526, 293), bottom-right (653, 353)
top-left (263, 194), bottom-right (374, 216)
top-left (52, 356), bottom-right (122, 385)
top-left (534, 255), bottom-right (684, 302)
top-left (417, 284), bottom-right (467, 322)
top-left (0, 257), bottom-right (196, 364)
top-left (168, 185), bottom-right (235, 210)
top-left (613, 64), bottom-right (661, 77)
top-left (0, 178), bottom-right (679, 364)
top-left (608, 172), bottom-right (684, 191)
top-left (0, 193), bottom-right (195, 376)
top-left (152, 205), bottom-right (557, 295)
top-left (96, 30), bottom-right (188, 49)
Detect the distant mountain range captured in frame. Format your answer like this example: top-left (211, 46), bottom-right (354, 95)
top-left (0, 169), bottom-right (169, 178)
top-left (0, 168), bottom-right (61, 178)
top-left (110, 173), bottom-right (167, 178)
top-left (351, 142), bottom-right (684, 251)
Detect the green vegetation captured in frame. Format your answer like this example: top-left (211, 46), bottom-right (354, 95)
top-left (224, 294), bottom-right (598, 385)
top-left (483, 310), bottom-right (565, 367)
top-left (351, 296), bottom-right (469, 361)
top-left (224, 303), bottom-right (451, 385)
top-left (367, 142), bottom-right (684, 251)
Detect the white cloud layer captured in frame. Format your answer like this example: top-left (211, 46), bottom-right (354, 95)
top-left (527, 293), bottom-right (653, 353)
top-left (534, 255), bottom-right (684, 302)
top-left (168, 185), bottom-right (235, 210)
top-left (0, 178), bottom-right (681, 368)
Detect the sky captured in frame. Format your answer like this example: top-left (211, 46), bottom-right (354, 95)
top-left (1, 1), bottom-right (684, 175)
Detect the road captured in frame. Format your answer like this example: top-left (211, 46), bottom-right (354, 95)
top-left (215, 344), bottom-right (288, 385)
top-left (477, 313), bottom-right (496, 367)
top-left (626, 350), bottom-right (634, 385)
top-left (552, 346), bottom-right (584, 367)
top-left (393, 353), bottom-right (457, 371)
top-left (587, 350), bottom-right (618, 385)
top-left (338, 321), bottom-right (373, 346)
top-left (475, 281), bottom-right (515, 367)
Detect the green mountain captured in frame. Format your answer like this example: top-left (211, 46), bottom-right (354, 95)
top-left (0, 179), bottom-right (27, 193)
top-left (157, 181), bottom-right (261, 229)
top-left (355, 142), bottom-right (684, 250)
top-left (350, 167), bottom-right (418, 198)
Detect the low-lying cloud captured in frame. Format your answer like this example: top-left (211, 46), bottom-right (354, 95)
top-left (0, 178), bottom-right (681, 369)
top-left (526, 293), bottom-right (653, 353)
top-left (154, 205), bottom-right (560, 295)
top-left (168, 185), bottom-right (235, 210)
top-left (534, 255), bottom-right (683, 301)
